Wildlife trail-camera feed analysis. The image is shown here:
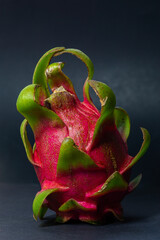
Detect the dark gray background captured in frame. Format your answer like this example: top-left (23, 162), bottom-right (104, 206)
top-left (0, 1), bottom-right (160, 239)
top-left (0, 0), bottom-right (160, 187)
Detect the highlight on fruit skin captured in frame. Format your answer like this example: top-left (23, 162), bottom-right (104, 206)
top-left (16, 47), bottom-right (150, 224)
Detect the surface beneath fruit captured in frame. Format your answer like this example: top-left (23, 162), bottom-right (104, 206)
top-left (0, 183), bottom-right (160, 240)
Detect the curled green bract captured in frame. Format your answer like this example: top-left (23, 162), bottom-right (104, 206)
top-left (56, 48), bottom-right (94, 103)
top-left (32, 47), bottom-right (94, 103)
top-left (33, 47), bottom-right (65, 97)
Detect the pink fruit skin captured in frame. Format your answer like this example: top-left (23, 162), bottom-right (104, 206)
top-left (33, 96), bottom-right (130, 222)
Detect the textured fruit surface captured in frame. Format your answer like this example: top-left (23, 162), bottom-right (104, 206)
top-left (17, 47), bottom-right (150, 224)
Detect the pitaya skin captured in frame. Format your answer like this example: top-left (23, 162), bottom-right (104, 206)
top-left (16, 47), bottom-right (150, 224)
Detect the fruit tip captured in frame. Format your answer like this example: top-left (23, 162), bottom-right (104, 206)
top-left (33, 214), bottom-right (37, 222)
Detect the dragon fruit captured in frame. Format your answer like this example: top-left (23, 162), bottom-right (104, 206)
top-left (16, 47), bottom-right (150, 224)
